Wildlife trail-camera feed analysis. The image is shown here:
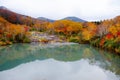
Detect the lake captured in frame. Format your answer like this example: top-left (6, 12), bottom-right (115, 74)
top-left (0, 43), bottom-right (120, 80)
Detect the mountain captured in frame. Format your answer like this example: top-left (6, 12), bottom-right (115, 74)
top-left (38, 17), bottom-right (55, 22)
top-left (0, 6), bottom-right (46, 26)
top-left (0, 6), bottom-right (8, 10)
top-left (62, 17), bottom-right (86, 22)
top-left (0, 6), bottom-right (86, 23)
top-left (38, 16), bottom-right (86, 22)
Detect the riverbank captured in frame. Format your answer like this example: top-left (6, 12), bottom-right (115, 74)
top-left (0, 31), bottom-right (67, 46)
top-left (0, 31), bottom-right (120, 55)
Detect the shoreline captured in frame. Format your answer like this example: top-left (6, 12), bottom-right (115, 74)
top-left (0, 31), bottom-right (120, 55)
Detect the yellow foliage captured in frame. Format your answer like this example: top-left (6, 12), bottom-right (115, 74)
top-left (0, 17), bottom-right (8, 23)
top-left (82, 29), bottom-right (92, 40)
top-left (6, 24), bottom-right (25, 35)
top-left (51, 20), bottom-right (82, 35)
top-left (109, 26), bottom-right (117, 35)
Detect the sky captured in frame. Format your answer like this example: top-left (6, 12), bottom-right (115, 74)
top-left (0, 0), bottom-right (120, 21)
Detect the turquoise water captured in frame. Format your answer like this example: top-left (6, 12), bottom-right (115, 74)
top-left (0, 43), bottom-right (120, 80)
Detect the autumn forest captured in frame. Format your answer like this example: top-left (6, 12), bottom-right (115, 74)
top-left (0, 6), bottom-right (120, 54)
top-left (0, 6), bottom-right (120, 55)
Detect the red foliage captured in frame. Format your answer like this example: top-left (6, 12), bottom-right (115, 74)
top-left (105, 33), bottom-right (114, 40)
top-left (0, 29), bottom-right (3, 34)
top-left (8, 12), bottom-right (17, 23)
top-left (6, 33), bottom-right (12, 38)
top-left (0, 8), bottom-right (46, 26)
top-left (117, 31), bottom-right (120, 37)
top-left (0, 9), bottom-right (17, 23)
top-left (24, 26), bottom-right (29, 32)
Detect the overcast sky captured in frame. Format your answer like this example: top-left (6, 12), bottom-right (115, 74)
top-left (0, 0), bottom-right (120, 21)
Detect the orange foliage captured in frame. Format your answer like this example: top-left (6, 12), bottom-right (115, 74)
top-left (0, 16), bottom-right (30, 42)
top-left (99, 38), bottom-right (105, 47)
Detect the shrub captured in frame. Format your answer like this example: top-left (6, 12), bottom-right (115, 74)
top-left (23, 36), bottom-right (31, 43)
top-left (68, 36), bottom-right (80, 43)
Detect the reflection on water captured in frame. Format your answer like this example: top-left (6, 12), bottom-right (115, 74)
top-left (0, 43), bottom-right (120, 80)
top-left (0, 59), bottom-right (119, 80)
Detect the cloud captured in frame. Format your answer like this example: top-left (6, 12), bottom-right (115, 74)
top-left (0, 59), bottom-right (118, 80)
top-left (0, 0), bottom-right (120, 21)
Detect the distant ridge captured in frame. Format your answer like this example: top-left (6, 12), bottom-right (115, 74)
top-left (0, 6), bottom-right (86, 23)
top-left (0, 6), bottom-right (8, 10)
top-left (38, 17), bottom-right (55, 22)
top-left (62, 16), bottom-right (86, 22)
top-left (38, 16), bottom-right (87, 22)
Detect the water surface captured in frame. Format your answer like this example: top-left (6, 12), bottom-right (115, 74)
top-left (0, 43), bottom-right (120, 80)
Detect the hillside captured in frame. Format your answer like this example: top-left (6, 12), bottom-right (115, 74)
top-left (0, 6), bottom-right (47, 26)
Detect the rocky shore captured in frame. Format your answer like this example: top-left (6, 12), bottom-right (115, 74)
top-left (29, 31), bottom-right (65, 43)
